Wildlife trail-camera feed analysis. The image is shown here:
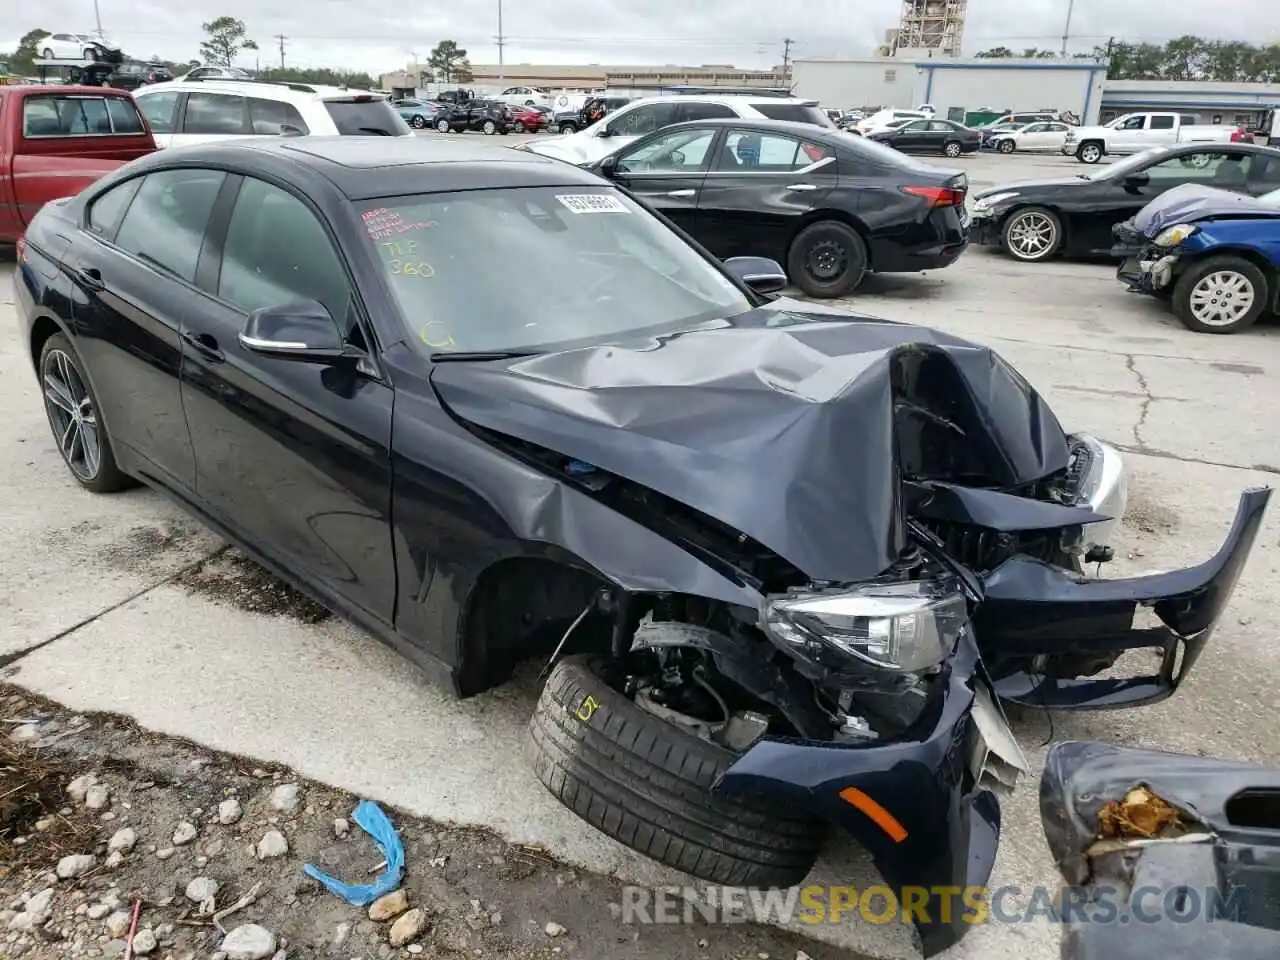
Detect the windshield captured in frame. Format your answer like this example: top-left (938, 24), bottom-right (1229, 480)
top-left (1082, 146), bottom-right (1172, 180)
top-left (361, 186), bottom-right (752, 355)
top-left (324, 98), bottom-right (411, 135)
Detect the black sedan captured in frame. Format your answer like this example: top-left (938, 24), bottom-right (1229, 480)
top-left (868, 118), bottom-right (982, 158)
top-left (971, 141), bottom-right (1280, 262)
top-left (434, 99), bottom-right (510, 135)
top-left (584, 118), bottom-right (970, 298)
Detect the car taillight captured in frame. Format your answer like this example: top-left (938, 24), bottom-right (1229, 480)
top-left (15, 236), bottom-right (27, 263)
top-left (901, 185), bottom-right (966, 207)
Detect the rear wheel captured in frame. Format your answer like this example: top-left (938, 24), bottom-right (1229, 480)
top-left (559, 121), bottom-right (578, 134)
top-left (528, 653), bottom-right (825, 887)
top-left (943, 140), bottom-right (963, 158)
top-left (788, 221), bottom-right (868, 298)
top-left (1001, 206), bottom-right (1063, 262)
top-left (1172, 256), bottom-right (1268, 334)
top-left (436, 118), bottom-right (450, 133)
top-left (409, 114), bottom-right (427, 129)
top-left (39, 334), bottom-right (132, 493)
top-left (513, 120), bottom-right (525, 133)
top-left (1077, 141), bottom-right (1103, 164)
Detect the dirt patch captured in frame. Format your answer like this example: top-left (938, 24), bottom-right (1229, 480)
top-left (0, 688), bottom-right (844, 960)
top-left (1122, 494), bottom-right (1179, 536)
top-left (96, 522), bottom-right (209, 576)
top-left (172, 551), bottom-right (331, 624)
top-left (1209, 361), bottom-right (1266, 377)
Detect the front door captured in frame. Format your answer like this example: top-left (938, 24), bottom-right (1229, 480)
top-left (891, 119), bottom-right (934, 152)
top-left (608, 126), bottom-right (719, 234)
top-left (1109, 114), bottom-right (1148, 153)
top-left (66, 167), bottom-right (226, 491)
top-left (135, 89), bottom-right (180, 148)
top-left (171, 91), bottom-right (256, 148)
top-left (178, 174), bottom-right (397, 624)
top-left (694, 128), bottom-right (837, 261)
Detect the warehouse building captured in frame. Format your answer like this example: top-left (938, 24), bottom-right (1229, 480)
top-left (1100, 80), bottom-right (1280, 128)
top-left (380, 62), bottom-right (788, 96)
top-left (791, 57), bottom-right (1107, 125)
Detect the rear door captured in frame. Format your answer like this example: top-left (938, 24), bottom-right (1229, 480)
top-left (172, 90), bottom-right (254, 147)
top-left (134, 89), bottom-right (181, 148)
top-left (694, 128), bottom-right (837, 260)
top-left (891, 119), bottom-right (933, 152)
top-left (607, 125), bottom-right (720, 234)
top-left (1147, 113), bottom-right (1178, 147)
top-left (16, 91), bottom-right (154, 160)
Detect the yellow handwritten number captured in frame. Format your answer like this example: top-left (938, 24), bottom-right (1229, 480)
top-left (575, 695), bottom-right (601, 723)
top-left (388, 259), bottom-right (435, 278)
top-left (418, 321), bottom-right (455, 349)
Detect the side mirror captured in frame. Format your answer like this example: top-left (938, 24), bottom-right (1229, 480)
top-left (598, 155), bottom-right (618, 179)
top-left (239, 300), bottom-right (347, 362)
top-left (723, 256), bottom-right (788, 295)
top-left (1124, 171), bottom-right (1151, 188)
top-left (597, 124), bottom-right (613, 138)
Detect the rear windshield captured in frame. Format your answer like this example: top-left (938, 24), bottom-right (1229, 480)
top-left (323, 99), bottom-right (411, 136)
top-left (752, 103), bottom-right (832, 127)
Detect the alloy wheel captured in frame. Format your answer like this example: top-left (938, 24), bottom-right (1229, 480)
top-left (1080, 144), bottom-right (1102, 163)
top-left (1006, 211), bottom-right (1057, 260)
top-left (411, 115), bottom-right (426, 128)
top-left (42, 349), bottom-right (101, 482)
top-left (483, 120), bottom-right (497, 135)
top-left (998, 140), bottom-right (1015, 154)
top-left (437, 119), bottom-right (450, 132)
top-left (806, 239), bottom-right (848, 281)
top-left (944, 141), bottom-right (962, 158)
top-left (1188, 271), bottom-right (1255, 327)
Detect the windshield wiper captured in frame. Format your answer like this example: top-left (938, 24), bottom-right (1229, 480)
top-left (430, 350), bottom-right (541, 362)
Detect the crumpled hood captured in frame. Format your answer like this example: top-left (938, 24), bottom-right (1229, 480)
top-left (976, 176), bottom-right (1087, 199)
top-left (430, 305), bottom-right (1071, 583)
top-left (1129, 182), bottom-right (1280, 238)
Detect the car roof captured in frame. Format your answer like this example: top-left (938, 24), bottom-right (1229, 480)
top-left (140, 136), bottom-right (606, 199)
top-left (641, 118), bottom-right (838, 140)
top-left (139, 79), bottom-right (376, 101)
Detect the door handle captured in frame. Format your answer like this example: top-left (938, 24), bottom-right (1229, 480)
top-left (75, 266), bottom-right (105, 291)
top-left (785, 184), bottom-right (819, 192)
top-left (666, 189), bottom-right (696, 198)
top-left (182, 330), bottom-right (225, 362)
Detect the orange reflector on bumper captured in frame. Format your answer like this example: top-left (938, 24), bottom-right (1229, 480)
top-left (839, 787), bottom-right (909, 842)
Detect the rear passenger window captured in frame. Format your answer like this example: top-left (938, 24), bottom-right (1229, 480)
top-left (113, 169), bottom-right (226, 282)
top-left (137, 91), bottom-right (179, 133)
top-left (248, 97), bottom-right (310, 135)
top-left (1150, 115), bottom-right (1175, 130)
top-left (105, 98), bottom-right (145, 134)
top-left (218, 178), bottom-right (352, 323)
top-left (715, 131), bottom-right (831, 171)
top-left (678, 102), bottom-right (736, 122)
top-left (22, 96), bottom-right (115, 136)
top-left (182, 93), bottom-right (249, 135)
top-left (87, 178), bottom-right (142, 239)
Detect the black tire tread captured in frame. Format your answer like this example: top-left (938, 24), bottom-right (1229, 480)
top-left (528, 655), bottom-right (823, 887)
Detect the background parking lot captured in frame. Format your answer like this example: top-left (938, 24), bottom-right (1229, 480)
top-left (2, 147), bottom-right (1278, 960)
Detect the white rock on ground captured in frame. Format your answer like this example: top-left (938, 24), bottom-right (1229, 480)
top-left (25, 889), bottom-right (53, 920)
top-left (219, 923), bottom-right (278, 959)
top-left (9, 724), bottom-right (39, 743)
top-left (217, 798), bottom-right (243, 824)
top-left (388, 908), bottom-right (426, 947)
top-left (185, 877), bottom-right (219, 903)
top-left (367, 888), bottom-right (409, 921)
top-left (332, 817), bottom-right (350, 839)
top-left (66, 774), bottom-right (97, 803)
top-left (256, 830), bottom-right (289, 860)
top-left (103, 851), bottom-right (125, 869)
top-left (86, 903), bottom-right (110, 920)
top-left (84, 784), bottom-right (110, 810)
top-left (104, 910), bottom-right (132, 938)
top-left (172, 822), bottom-right (198, 845)
top-left (130, 928), bottom-right (158, 954)
top-left (545, 921), bottom-right (567, 937)
top-left (269, 783), bottom-right (300, 813)
top-left (107, 827), bottom-right (137, 854)
top-left (7, 912), bottom-right (34, 932)
top-left (55, 854), bottom-right (95, 879)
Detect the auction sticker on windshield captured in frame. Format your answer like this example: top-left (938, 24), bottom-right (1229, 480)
top-left (556, 194), bottom-right (629, 214)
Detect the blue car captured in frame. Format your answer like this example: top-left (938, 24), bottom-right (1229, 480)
top-left (1115, 182), bottom-right (1280, 333)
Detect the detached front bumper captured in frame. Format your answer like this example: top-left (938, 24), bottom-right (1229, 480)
top-left (716, 632), bottom-right (1019, 956)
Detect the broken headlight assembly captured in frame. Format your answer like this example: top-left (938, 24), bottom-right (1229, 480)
top-left (761, 578), bottom-right (968, 675)
top-left (1152, 223), bottom-right (1199, 248)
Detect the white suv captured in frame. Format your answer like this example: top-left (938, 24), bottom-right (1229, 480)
top-left (133, 79), bottom-right (412, 148)
top-left (523, 94), bottom-right (832, 164)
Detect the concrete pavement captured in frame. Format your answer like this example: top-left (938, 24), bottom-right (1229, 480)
top-left (2, 150), bottom-right (1278, 960)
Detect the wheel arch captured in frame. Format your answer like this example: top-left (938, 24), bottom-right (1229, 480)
top-left (28, 313), bottom-right (69, 374)
top-left (790, 208), bottom-right (874, 269)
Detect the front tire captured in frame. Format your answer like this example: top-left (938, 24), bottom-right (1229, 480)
top-left (436, 118), bottom-right (451, 133)
top-left (559, 122), bottom-right (578, 135)
top-left (787, 220), bottom-right (868, 298)
top-left (410, 114), bottom-right (427, 129)
top-left (528, 655), bottom-right (824, 887)
top-left (943, 140), bottom-right (963, 158)
top-left (39, 333), bottom-right (131, 493)
top-left (483, 119), bottom-right (497, 135)
top-left (997, 139), bottom-right (1015, 154)
top-left (513, 120), bottom-right (525, 133)
top-left (1077, 141), bottom-right (1103, 164)
top-left (42, 47), bottom-right (54, 59)
top-left (1172, 256), bottom-right (1268, 334)
top-left (1001, 206), bottom-right (1063, 262)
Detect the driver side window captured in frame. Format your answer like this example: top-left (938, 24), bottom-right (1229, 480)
top-left (605, 102), bottom-right (676, 136)
top-left (1118, 116), bottom-right (1146, 130)
top-left (616, 129), bottom-right (716, 173)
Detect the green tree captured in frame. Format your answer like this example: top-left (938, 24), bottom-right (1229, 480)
top-left (8, 28), bottom-right (52, 74)
top-left (975, 46), bottom-right (1015, 58)
top-left (427, 40), bottom-right (473, 84)
top-left (199, 16), bottom-right (258, 67)
top-left (1161, 34), bottom-right (1209, 80)
top-left (1098, 41), bottom-right (1166, 79)
top-left (257, 65), bottom-right (377, 89)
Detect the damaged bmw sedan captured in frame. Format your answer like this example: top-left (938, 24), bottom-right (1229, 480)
top-left (15, 137), bottom-right (1272, 956)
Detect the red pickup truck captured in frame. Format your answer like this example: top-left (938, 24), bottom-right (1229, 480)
top-left (0, 85), bottom-right (155, 243)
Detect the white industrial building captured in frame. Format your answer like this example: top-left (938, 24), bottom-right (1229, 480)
top-left (792, 57), bottom-right (1108, 126)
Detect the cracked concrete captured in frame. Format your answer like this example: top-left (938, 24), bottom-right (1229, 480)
top-left (2, 150), bottom-right (1279, 960)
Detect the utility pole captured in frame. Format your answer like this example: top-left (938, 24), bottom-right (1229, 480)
top-left (782, 37), bottom-right (794, 70)
top-left (274, 34), bottom-right (287, 70)
top-left (1060, 0), bottom-right (1076, 57)
top-left (496, 0), bottom-right (506, 83)
top-left (93, 0), bottom-right (104, 37)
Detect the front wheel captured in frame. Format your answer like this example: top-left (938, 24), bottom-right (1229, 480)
top-left (513, 120), bottom-right (525, 133)
top-left (943, 140), bottom-right (963, 158)
top-left (42, 47), bottom-right (54, 59)
top-left (482, 119), bottom-right (497, 135)
top-left (529, 654), bottom-right (824, 887)
top-left (1077, 141), bottom-right (1103, 163)
top-left (410, 114), bottom-right (427, 129)
top-left (436, 118), bottom-right (451, 133)
top-left (997, 139), bottom-right (1016, 154)
top-left (1001, 206), bottom-right (1063, 262)
top-left (1172, 256), bottom-right (1268, 334)
top-left (559, 122), bottom-right (577, 134)
top-left (787, 220), bottom-right (868, 298)
top-left (39, 333), bottom-right (132, 493)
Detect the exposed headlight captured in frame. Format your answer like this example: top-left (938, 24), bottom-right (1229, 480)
top-left (1153, 223), bottom-right (1199, 247)
top-left (762, 579), bottom-right (967, 673)
top-left (973, 191), bottom-right (1019, 211)
top-left (1069, 434), bottom-right (1127, 553)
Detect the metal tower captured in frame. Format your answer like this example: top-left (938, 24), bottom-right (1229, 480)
top-left (896, 0), bottom-right (967, 56)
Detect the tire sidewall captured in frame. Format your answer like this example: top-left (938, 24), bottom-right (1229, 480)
top-left (1172, 256), bottom-right (1269, 334)
top-left (788, 221), bottom-right (867, 298)
top-left (1001, 206), bottom-right (1063, 262)
top-left (1078, 142), bottom-right (1102, 163)
top-left (436, 119), bottom-right (450, 132)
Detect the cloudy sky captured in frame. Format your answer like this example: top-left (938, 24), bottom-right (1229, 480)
top-left (5, 0), bottom-right (1279, 75)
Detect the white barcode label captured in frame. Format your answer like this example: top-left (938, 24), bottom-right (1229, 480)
top-left (556, 194), bottom-right (629, 214)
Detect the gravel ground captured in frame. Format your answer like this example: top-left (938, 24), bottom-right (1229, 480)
top-left (0, 688), bottom-right (841, 960)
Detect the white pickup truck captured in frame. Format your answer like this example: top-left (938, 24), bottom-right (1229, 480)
top-left (1063, 112), bottom-right (1236, 164)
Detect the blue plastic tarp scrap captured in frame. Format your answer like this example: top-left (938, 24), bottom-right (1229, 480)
top-left (304, 799), bottom-right (405, 905)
